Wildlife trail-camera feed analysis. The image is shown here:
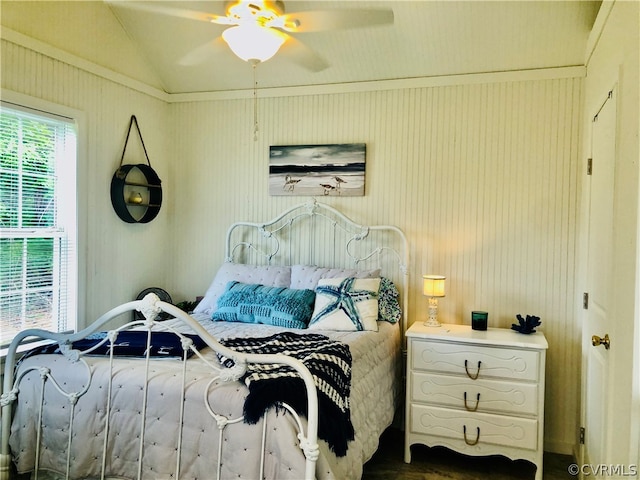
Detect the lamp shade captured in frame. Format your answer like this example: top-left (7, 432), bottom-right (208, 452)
top-left (423, 275), bottom-right (446, 297)
top-left (222, 24), bottom-right (286, 63)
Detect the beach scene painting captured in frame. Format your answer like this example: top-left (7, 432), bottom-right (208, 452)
top-left (269, 144), bottom-right (366, 196)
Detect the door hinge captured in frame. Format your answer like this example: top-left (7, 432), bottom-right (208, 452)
top-left (580, 427), bottom-right (585, 444)
top-left (583, 292), bottom-right (589, 309)
top-left (587, 158), bottom-right (593, 175)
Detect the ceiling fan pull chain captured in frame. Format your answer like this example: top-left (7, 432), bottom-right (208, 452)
top-left (253, 61), bottom-right (259, 142)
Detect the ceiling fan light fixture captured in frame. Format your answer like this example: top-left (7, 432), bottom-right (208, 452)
top-left (222, 23), bottom-right (286, 63)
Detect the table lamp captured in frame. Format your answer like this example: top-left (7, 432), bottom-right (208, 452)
top-left (423, 275), bottom-right (446, 327)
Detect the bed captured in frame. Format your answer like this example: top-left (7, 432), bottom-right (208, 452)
top-left (1, 200), bottom-right (409, 480)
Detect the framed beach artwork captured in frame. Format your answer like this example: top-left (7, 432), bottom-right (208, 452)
top-left (269, 144), bottom-right (366, 196)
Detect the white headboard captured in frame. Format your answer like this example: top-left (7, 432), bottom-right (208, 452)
top-left (225, 200), bottom-right (409, 333)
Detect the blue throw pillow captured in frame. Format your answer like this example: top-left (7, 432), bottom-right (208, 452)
top-left (212, 281), bottom-right (316, 329)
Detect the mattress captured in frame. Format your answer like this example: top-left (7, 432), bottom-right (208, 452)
top-left (9, 315), bottom-right (401, 480)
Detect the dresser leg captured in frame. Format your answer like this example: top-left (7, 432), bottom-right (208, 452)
top-left (534, 465), bottom-right (543, 480)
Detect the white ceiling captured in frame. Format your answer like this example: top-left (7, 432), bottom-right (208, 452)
top-left (1, 1), bottom-right (601, 95)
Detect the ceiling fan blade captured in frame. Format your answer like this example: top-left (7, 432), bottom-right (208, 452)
top-left (280, 34), bottom-right (330, 72)
top-left (278, 9), bottom-right (394, 33)
top-left (178, 37), bottom-right (228, 66)
top-left (105, 1), bottom-right (235, 25)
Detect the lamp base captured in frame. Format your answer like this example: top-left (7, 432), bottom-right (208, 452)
top-left (423, 297), bottom-right (441, 327)
top-left (423, 319), bottom-right (442, 327)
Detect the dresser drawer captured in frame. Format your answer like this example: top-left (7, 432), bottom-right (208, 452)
top-left (409, 403), bottom-right (538, 450)
top-left (410, 339), bottom-right (540, 382)
top-left (410, 371), bottom-right (538, 416)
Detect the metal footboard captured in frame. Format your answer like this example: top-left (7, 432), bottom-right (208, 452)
top-left (0, 293), bottom-right (319, 480)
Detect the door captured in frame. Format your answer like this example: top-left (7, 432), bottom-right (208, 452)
top-left (582, 87), bottom-right (616, 476)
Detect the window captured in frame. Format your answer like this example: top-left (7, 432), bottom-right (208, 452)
top-left (0, 101), bottom-right (77, 348)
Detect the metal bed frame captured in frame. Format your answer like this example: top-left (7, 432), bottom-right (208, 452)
top-left (1, 200), bottom-right (408, 480)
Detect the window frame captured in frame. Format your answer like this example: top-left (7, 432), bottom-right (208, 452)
top-left (1, 91), bottom-right (83, 351)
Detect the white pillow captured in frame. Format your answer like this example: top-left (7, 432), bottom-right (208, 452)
top-left (290, 265), bottom-right (381, 290)
top-left (308, 277), bottom-right (381, 332)
top-left (193, 263), bottom-right (291, 316)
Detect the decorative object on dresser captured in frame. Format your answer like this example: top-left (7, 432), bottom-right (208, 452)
top-left (422, 275), bottom-right (446, 327)
top-left (511, 314), bottom-right (542, 334)
top-left (110, 115), bottom-right (162, 223)
top-left (471, 310), bottom-right (488, 331)
top-left (404, 322), bottom-right (548, 480)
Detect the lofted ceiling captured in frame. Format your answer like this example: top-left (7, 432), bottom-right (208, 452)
top-left (1, 1), bottom-right (602, 95)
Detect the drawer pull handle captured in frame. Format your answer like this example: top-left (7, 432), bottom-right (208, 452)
top-left (464, 360), bottom-right (481, 380)
top-left (464, 392), bottom-right (480, 412)
top-left (463, 425), bottom-right (480, 446)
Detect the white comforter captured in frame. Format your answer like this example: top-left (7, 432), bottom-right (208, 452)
top-left (9, 316), bottom-right (401, 480)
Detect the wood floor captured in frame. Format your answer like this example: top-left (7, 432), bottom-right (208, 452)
top-left (362, 428), bottom-right (575, 480)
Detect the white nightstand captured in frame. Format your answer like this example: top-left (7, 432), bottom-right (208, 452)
top-left (404, 322), bottom-right (548, 480)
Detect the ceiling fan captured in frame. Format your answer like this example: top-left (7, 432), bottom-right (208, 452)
top-left (106, 1), bottom-right (394, 71)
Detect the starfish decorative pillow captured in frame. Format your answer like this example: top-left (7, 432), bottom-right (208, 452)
top-left (309, 277), bottom-right (381, 331)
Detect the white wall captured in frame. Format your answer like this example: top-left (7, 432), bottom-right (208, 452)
top-left (2, 34), bottom-right (588, 455)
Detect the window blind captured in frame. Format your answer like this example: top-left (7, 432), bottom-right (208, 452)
top-left (0, 102), bottom-right (77, 347)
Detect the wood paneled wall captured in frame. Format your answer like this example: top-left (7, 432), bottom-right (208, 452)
top-left (170, 78), bottom-right (582, 454)
top-left (1, 39), bottom-right (171, 323)
top-left (2, 36), bottom-right (581, 454)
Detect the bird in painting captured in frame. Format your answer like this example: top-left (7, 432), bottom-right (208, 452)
top-left (283, 175), bottom-right (301, 192)
top-left (333, 176), bottom-right (347, 194)
top-left (320, 184), bottom-right (336, 196)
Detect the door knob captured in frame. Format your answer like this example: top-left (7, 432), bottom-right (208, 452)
top-left (592, 334), bottom-right (610, 350)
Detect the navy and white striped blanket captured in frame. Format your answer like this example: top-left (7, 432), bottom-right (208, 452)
top-left (218, 332), bottom-right (354, 456)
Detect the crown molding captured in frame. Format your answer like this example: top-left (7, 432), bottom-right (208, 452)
top-left (585, 0), bottom-right (616, 68)
top-left (3, 27), bottom-right (585, 105)
top-left (1, 28), bottom-right (170, 102)
top-left (167, 66), bottom-right (586, 103)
